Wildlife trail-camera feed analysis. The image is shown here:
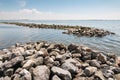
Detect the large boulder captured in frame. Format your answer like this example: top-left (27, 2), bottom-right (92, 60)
top-left (97, 53), bottom-right (107, 63)
top-left (94, 70), bottom-right (105, 80)
top-left (51, 66), bottom-right (72, 80)
top-left (84, 66), bottom-right (97, 76)
top-left (32, 65), bottom-right (50, 80)
top-left (19, 69), bottom-right (32, 80)
top-left (61, 62), bottom-right (78, 74)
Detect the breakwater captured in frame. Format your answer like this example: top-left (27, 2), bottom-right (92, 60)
top-left (0, 41), bottom-right (120, 80)
top-left (2, 22), bottom-right (115, 37)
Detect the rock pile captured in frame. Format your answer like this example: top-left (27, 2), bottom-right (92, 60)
top-left (0, 41), bottom-right (120, 80)
top-left (63, 28), bottom-right (115, 37)
top-left (2, 22), bottom-right (115, 37)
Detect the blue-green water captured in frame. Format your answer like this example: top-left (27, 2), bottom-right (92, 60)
top-left (0, 20), bottom-right (120, 55)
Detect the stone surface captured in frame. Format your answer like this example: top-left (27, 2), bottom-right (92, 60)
top-left (52, 75), bottom-right (61, 80)
top-left (32, 65), bottom-right (50, 80)
top-left (61, 62), bottom-right (78, 74)
top-left (94, 70), bottom-right (105, 80)
top-left (51, 66), bottom-right (72, 80)
top-left (97, 53), bottom-right (107, 63)
top-left (84, 66), bottom-right (97, 76)
top-left (19, 69), bottom-right (32, 80)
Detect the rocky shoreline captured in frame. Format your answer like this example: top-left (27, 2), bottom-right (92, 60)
top-left (0, 41), bottom-right (120, 80)
top-left (1, 22), bottom-right (115, 37)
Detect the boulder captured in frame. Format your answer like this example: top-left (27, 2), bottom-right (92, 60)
top-left (51, 66), bottom-right (72, 80)
top-left (97, 53), bottom-right (107, 63)
top-left (32, 65), bottom-right (50, 80)
top-left (19, 69), bottom-right (32, 80)
top-left (4, 56), bottom-right (24, 69)
top-left (61, 62), bottom-right (78, 74)
top-left (94, 70), bottom-right (105, 80)
top-left (68, 44), bottom-right (78, 52)
top-left (52, 75), bottom-right (61, 80)
top-left (23, 59), bottom-right (35, 69)
top-left (114, 73), bottom-right (120, 80)
top-left (84, 66), bottom-right (97, 76)
top-left (37, 48), bottom-right (48, 57)
top-left (4, 68), bottom-right (14, 77)
top-left (89, 60), bottom-right (101, 68)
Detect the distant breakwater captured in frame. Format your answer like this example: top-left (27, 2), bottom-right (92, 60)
top-left (1, 22), bottom-right (115, 37)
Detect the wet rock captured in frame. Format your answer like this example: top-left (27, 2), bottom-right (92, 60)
top-left (51, 66), bottom-right (72, 80)
top-left (81, 46), bottom-right (92, 52)
top-left (52, 75), bottom-right (61, 80)
top-left (32, 65), bottom-right (50, 80)
top-left (61, 62), bottom-right (78, 74)
top-left (94, 70), bottom-right (105, 80)
top-left (68, 44), bottom-right (78, 52)
top-left (84, 66), bottom-right (97, 76)
top-left (97, 53), bottom-right (107, 63)
top-left (19, 69), bottom-right (32, 80)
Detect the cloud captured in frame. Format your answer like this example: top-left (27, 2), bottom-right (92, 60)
top-left (0, 9), bottom-right (120, 20)
top-left (19, 0), bottom-right (26, 7)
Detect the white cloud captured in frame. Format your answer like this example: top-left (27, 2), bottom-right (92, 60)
top-left (0, 9), bottom-right (120, 20)
top-left (19, 0), bottom-right (26, 7)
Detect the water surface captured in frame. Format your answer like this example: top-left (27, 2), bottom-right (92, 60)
top-left (0, 20), bottom-right (120, 55)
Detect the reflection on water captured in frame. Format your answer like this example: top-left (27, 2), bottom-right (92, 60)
top-left (0, 20), bottom-right (120, 55)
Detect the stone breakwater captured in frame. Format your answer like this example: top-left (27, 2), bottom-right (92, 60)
top-left (2, 22), bottom-right (115, 37)
top-left (0, 41), bottom-right (120, 80)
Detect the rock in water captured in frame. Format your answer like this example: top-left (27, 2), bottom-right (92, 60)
top-left (32, 65), bottom-right (50, 80)
top-left (51, 66), bottom-right (72, 80)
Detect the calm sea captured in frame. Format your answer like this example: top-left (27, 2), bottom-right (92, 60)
top-left (0, 20), bottom-right (120, 55)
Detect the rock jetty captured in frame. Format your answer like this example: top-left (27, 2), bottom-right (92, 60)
top-left (2, 22), bottom-right (115, 37)
top-left (0, 41), bottom-right (120, 80)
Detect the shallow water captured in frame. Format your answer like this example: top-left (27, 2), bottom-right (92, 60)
top-left (0, 20), bottom-right (120, 55)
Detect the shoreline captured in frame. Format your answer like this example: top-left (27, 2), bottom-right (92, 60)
top-left (0, 41), bottom-right (120, 80)
top-left (1, 22), bottom-right (115, 37)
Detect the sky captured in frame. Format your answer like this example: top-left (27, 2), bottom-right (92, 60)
top-left (0, 0), bottom-right (120, 20)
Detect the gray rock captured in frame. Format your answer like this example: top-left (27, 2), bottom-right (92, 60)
top-left (19, 69), bottom-right (32, 80)
top-left (23, 59), bottom-right (35, 69)
top-left (51, 66), bottom-right (72, 80)
top-left (61, 62), bottom-right (78, 74)
top-left (84, 66), bottom-right (97, 76)
top-left (32, 65), bottom-right (50, 80)
top-left (89, 60), bottom-right (101, 68)
top-left (94, 70), bottom-right (105, 80)
top-left (72, 53), bottom-right (81, 58)
top-left (4, 56), bottom-right (24, 69)
top-left (52, 75), bottom-right (61, 80)
top-left (37, 48), bottom-right (48, 57)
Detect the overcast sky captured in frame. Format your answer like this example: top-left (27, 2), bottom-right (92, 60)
top-left (0, 0), bottom-right (120, 20)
